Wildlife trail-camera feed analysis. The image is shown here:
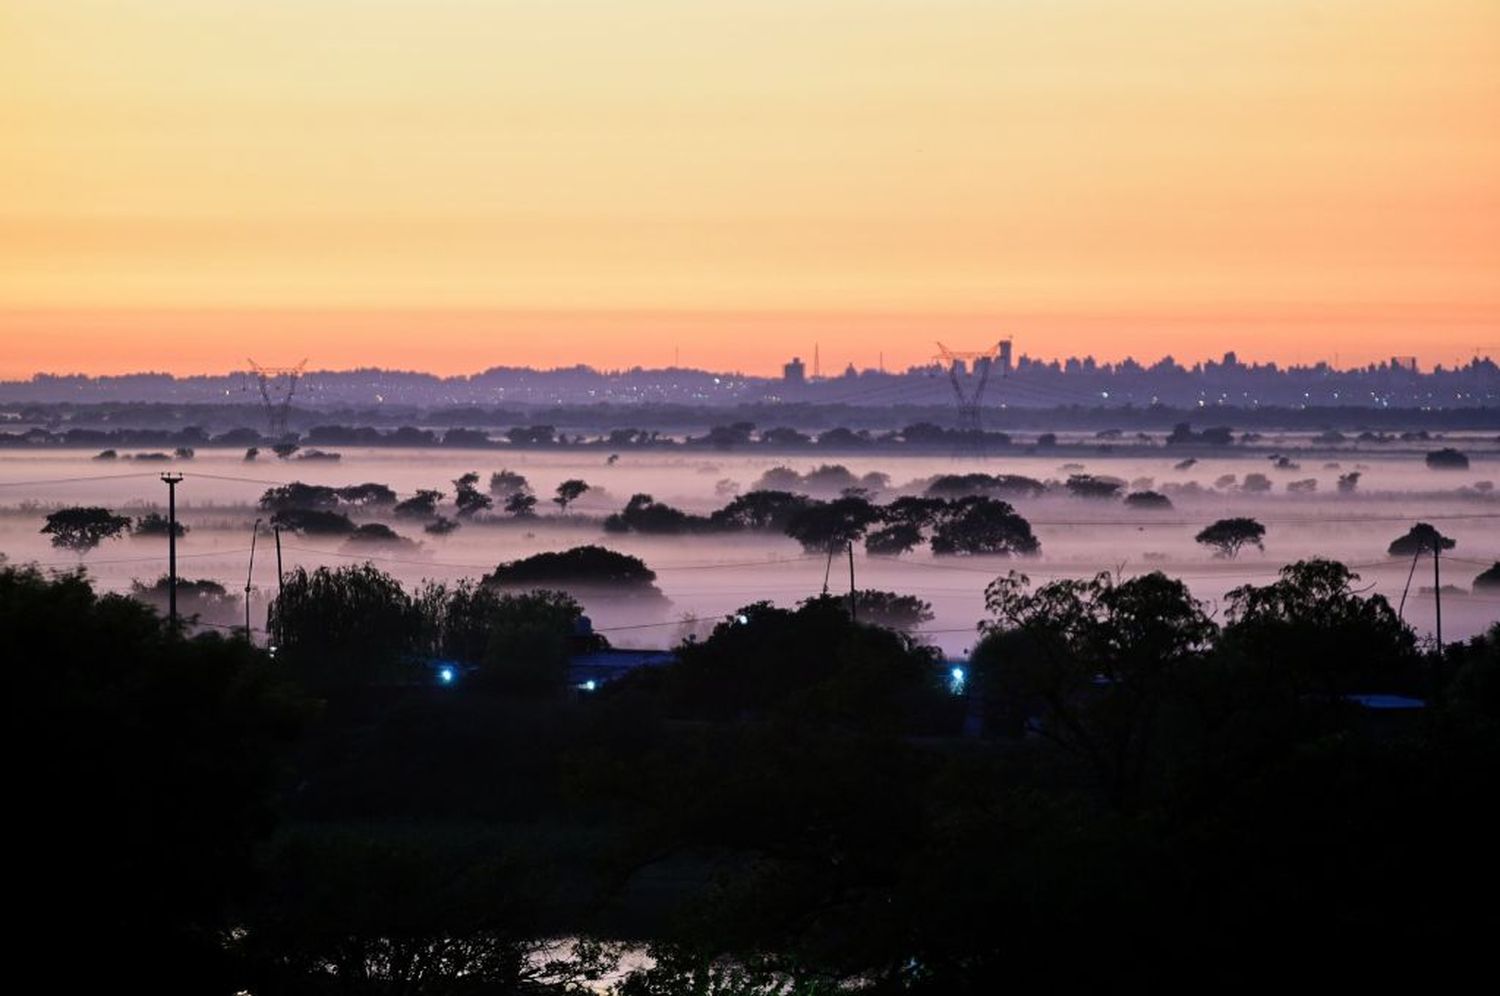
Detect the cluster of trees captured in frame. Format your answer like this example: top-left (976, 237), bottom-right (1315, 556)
top-left (267, 562), bottom-right (607, 693)
top-left (128, 575), bottom-right (241, 627)
top-left (586, 561), bottom-right (1498, 987)
top-left (257, 473), bottom-right (598, 540)
top-left (8, 548), bottom-right (1500, 990)
top-left (752, 463), bottom-right (891, 495)
top-left (598, 488), bottom-right (1042, 558)
top-left (5, 564), bottom-right (307, 987)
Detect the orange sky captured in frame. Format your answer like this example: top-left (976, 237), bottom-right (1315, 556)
top-left (2, 0), bottom-right (1497, 377)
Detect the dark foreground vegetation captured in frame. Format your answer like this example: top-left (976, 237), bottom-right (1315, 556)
top-left (6, 554), bottom-right (1499, 991)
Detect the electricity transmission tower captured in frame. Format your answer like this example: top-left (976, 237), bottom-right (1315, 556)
top-left (934, 341), bottom-right (1006, 455)
top-left (246, 359), bottom-right (307, 440)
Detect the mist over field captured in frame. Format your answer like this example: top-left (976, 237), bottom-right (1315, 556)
top-left (5, 435), bottom-right (1496, 654)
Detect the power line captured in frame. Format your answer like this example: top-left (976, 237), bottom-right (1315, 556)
top-left (276, 543), bottom-right (822, 572)
top-left (25, 547), bottom-right (255, 568)
top-left (0, 471), bottom-right (162, 487)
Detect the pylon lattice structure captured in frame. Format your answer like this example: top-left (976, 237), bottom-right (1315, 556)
top-left (247, 359), bottom-right (307, 440)
top-left (933, 341), bottom-right (1004, 456)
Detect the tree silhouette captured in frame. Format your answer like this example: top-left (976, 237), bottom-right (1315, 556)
top-left (489, 469), bottom-right (530, 496)
top-left (1425, 447), bottom-right (1469, 469)
top-left (335, 482), bottom-right (398, 507)
top-left (503, 491), bottom-right (538, 517)
top-left (41, 506), bottom-right (132, 554)
top-left (1224, 559), bottom-right (1417, 698)
top-left (843, 589), bottom-right (934, 631)
top-left (482, 545), bottom-right (665, 604)
top-left (865, 521), bottom-right (924, 556)
top-left (452, 472), bottom-right (493, 517)
top-left (784, 496), bottom-right (881, 553)
top-left (1065, 474), bottom-right (1125, 499)
top-left (1124, 490), bottom-right (1172, 510)
top-left (708, 489), bottom-right (811, 531)
top-left (424, 515), bottom-right (459, 536)
top-left (4, 564), bottom-right (304, 984)
top-left (259, 482), bottom-right (339, 512)
top-left (553, 478), bottom-right (590, 514)
top-left (603, 493), bottom-right (699, 534)
top-left (133, 512), bottom-right (187, 538)
top-left (1387, 522), bottom-right (1456, 557)
top-left (1195, 517), bottom-right (1265, 558)
top-left (929, 497), bottom-right (1039, 556)
top-left (977, 569), bottom-right (1216, 809)
top-left (269, 563), bottom-right (423, 688)
top-left (394, 488), bottom-right (444, 518)
top-left (270, 508), bottom-right (356, 536)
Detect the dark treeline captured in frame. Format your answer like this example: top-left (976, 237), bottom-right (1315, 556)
top-left (6, 400), bottom-right (1500, 447)
top-left (7, 549), bottom-right (1499, 991)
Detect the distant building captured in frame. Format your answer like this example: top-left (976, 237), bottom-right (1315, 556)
top-left (998, 339), bottom-right (1013, 375)
top-left (783, 356), bottom-right (806, 384)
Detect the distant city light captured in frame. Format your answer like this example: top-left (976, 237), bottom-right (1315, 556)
top-left (438, 666), bottom-right (455, 685)
top-left (579, 679), bottom-right (598, 692)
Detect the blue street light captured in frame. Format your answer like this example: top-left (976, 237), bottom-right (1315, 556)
top-left (437, 666), bottom-right (456, 685)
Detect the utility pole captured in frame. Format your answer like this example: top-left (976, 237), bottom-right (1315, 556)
top-left (161, 473), bottom-right (183, 631)
top-left (1433, 542), bottom-right (1443, 654)
top-left (245, 517), bottom-right (262, 640)
top-left (269, 524), bottom-right (285, 650)
top-left (847, 542), bottom-right (857, 623)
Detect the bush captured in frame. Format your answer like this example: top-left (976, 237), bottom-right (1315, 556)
top-left (270, 508), bottom-right (356, 536)
top-left (1426, 448), bottom-right (1470, 470)
top-left (1124, 490), bottom-right (1172, 510)
top-left (134, 512), bottom-right (187, 538)
top-left (484, 546), bottom-right (663, 600)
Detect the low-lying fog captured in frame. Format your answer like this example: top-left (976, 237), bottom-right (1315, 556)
top-left (3, 439), bottom-right (1497, 656)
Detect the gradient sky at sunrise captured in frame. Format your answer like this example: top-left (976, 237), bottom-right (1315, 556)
top-left (2, 0), bottom-right (1497, 377)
